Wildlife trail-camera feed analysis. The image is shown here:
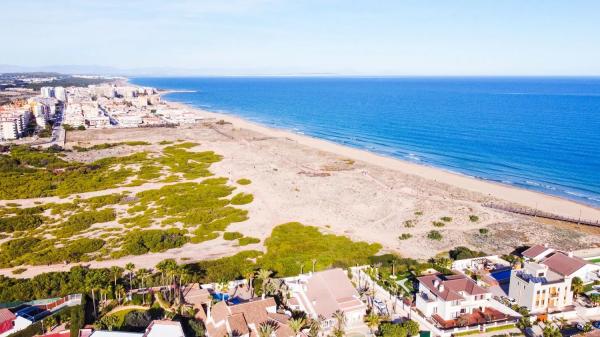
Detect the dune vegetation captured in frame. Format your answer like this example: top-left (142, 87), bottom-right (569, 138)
top-left (0, 142), bottom-right (254, 267)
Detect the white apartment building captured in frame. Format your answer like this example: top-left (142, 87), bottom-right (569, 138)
top-left (40, 86), bottom-right (54, 98)
top-left (0, 109), bottom-right (31, 140)
top-left (509, 247), bottom-right (600, 314)
top-left (54, 86), bottom-right (67, 101)
top-left (508, 262), bottom-right (573, 314)
top-left (521, 245), bottom-right (600, 283)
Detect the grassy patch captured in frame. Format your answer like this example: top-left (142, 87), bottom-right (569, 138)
top-left (260, 222), bottom-right (381, 276)
top-left (236, 178), bottom-right (252, 185)
top-left (230, 192), bottom-right (253, 205)
top-left (238, 236), bottom-right (260, 246)
top-left (223, 232), bottom-right (243, 241)
top-left (118, 229), bottom-right (188, 256)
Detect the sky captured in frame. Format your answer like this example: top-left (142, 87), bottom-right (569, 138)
top-left (1, 0), bottom-right (600, 76)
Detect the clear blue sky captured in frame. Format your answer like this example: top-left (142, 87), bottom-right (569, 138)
top-left (2, 0), bottom-right (600, 75)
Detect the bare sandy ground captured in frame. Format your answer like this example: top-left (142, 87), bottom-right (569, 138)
top-left (2, 104), bottom-right (600, 278)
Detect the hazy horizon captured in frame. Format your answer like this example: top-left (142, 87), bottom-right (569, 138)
top-left (2, 0), bottom-right (600, 76)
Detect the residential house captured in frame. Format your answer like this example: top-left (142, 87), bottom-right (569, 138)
top-left (286, 268), bottom-right (367, 332)
top-left (415, 274), bottom-right (516, 329)
top-left (200, 297), bottom-right (294, 337)
top-left (0, 309), bottom-right (16, 335)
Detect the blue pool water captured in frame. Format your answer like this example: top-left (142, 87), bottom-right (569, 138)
top-left (490, 269), bottom-right (512, 282)
top-left (131, 77), bottom-right (600, 207)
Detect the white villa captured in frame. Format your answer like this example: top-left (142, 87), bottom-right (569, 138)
top-left (285, 268), bottom-right (367, 332)
top-left (415, 273), bottom-right (518, 329)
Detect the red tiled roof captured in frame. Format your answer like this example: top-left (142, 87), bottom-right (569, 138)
top-left (227, 313), bottom-right (250, 336)
top-left (542, 252), bottom-right (587, 276)
top-left (0, 309), bottom-right (16, 323)
top-left (522, 245), bottom-right (550, 258)
top-left (418, 274), bottom-right (488, 301)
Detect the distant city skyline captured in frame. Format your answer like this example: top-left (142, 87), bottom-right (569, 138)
top-left (2, 0), bottom-right (600, 76)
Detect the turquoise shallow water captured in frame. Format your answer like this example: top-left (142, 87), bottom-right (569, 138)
top-left (131, 77), bottom-right (600, 207)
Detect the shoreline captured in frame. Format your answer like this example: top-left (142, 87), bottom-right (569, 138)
top-left (161, 99), bottom-right (600, 223)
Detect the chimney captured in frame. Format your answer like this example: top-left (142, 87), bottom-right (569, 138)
top-left (568, 251), bottom-right (574, 258)
top-left (544, 243), bottom-right (549, 248)
top-left (438, 285), bottom-right (445, 292)
top-left (207, 301), bottom-right (212, 321)
top-left (433, 280), bottom-right (440, 288)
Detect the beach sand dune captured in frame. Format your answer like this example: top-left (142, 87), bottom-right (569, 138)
top-left (65, 115), bottom-right (600, 259)
top-left (1, 106), bottom-right (599, 278)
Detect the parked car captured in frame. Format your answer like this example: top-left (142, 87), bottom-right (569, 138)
top-left (592, 321), bottom-right (600, 329)
top-left (577, 322), bottom-right (593, 331)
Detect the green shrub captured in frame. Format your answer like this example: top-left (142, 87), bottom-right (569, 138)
top-left (432, 221), bottom-right (445, 227)
top-left (427, 230), bottom-right (443, 241)
top-left (236, 178), bottom-right (252, 185)
top-left (12, 268), bottom-right (27, 275)
top-left (440, 216), bottom-right (452, 222)
top-left (469, 215), bottom-right (479, 222)
top-left (238, 237), bottom-right (260, 246)
top-left (121, 229), bottom-right (188, 255)
top-left (223, 232), bottom-right (243, 241)
top-left (0, 214), bottom-right (45, 232)
top-left (399, 233), bottom-right (412, 240)
top-left (449, 246), bottom-right (487, 260)
top-left (479, 228), bottom-right (489, 235)
top-left (55, 208), bottom-right (116, 237)
top-left (230, 193), bottom-right (253, 205)
top-left (404, 220), bottom-right (415, 228)
top-left (260, 222), bottom-right (381, 276)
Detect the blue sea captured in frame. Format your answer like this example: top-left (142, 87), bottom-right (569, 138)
top-left (131, 77), bottom-right (600, 207)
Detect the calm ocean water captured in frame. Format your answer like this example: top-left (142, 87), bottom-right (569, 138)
top-left (131, 77), bottom-right (600, 207)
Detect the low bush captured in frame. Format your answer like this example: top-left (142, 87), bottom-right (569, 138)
top-left (223, 232), bottom-right (243, 241)
top-left (479, 228), bottom-right (489, 235)
top-left (427, 230), bottom-right (443, 241)
top-left (121, 229), bottom-right (188, 255)
top-left (238, 237), bottom-right (260, 246)
top-left (399, 233), bottom-right (412, 240)
top-left (230, 193), bottom-right (254, 205)
top-left (432, 221), bottom-right (445, 227)
top-left (469, 215), bottom-right (479, 222)
top-left (236, 178), bottom-right (252, 185)
top-left (440, 216), bottom-right (452, 222)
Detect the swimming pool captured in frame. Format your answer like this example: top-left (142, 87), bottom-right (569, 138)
top-left (490, 269), bottom-right (511, 282)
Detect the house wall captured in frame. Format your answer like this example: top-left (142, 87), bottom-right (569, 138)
top-left (508, 272), bottom-right (573, 313)
top-left (415, 283), bottom-right (491, 321)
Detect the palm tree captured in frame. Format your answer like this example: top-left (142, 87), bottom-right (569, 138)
top-left (572, 277), bottom-right (584, 298)
top-left (288, 317), bottom-right (306, 336)
top-left (125, 262), bottom-right (136, 295)
top-left (85, 273), bottom-right (102, 318)
top-left (245, 271), bottom-right (255, 297)
top-left (307, 318), bottom-right (322, 337)
top-left (115, 284), bottom-right (126, 303)
top-left (109, 266), bottom-right (124, 289)
top-left (364, 312), bottom-right (381, 334)
top-left (257, 321), bottom-right (278, 337)
top-left (256, 269), bottom-right (272, 296)
top-left (332, 310), bottom-right (346, 337)
top-left (137, 268), bottom-right (150, 305)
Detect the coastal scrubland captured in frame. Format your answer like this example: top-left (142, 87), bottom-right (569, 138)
top-left (1, 118), bottom-right (599, 277)
top-left (0, 142), bottom-right (253, 268)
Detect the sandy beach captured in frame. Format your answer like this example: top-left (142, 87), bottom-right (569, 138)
top-left (1, 99), bottom-right (599, 278)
